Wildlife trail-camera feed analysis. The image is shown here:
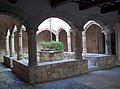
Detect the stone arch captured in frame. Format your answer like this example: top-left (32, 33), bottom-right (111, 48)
top-left (5, 29), bottom-right (10, 37)
top-left (58, 27), bottom-right (68, 35)
top-left (81, 14), bottom-right (113, 54)
top-left (36, 9), bottom-right (84, 31)
top-left (0, 1), bottom-right (32, 27)
top-left (82, 14), bottom-right (110, 32)
top-left (59, 29), bottom-right (68, 51)
top-left (84, 20), bottom-right (103, 32)
top-left (37, 27), bottom-right (57, 35)
top-left (112, 21), bottom-right (120, 57)
top-left (36, 11), bottom-right (83, 52)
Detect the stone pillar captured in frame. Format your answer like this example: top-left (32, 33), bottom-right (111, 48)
top-left (50, 32), bottom-right (53, 41)
top-left (9, 32), bottom-right (15, 57)
top-left (67, 33), bottom-right (71, 52)
top-left (82, 31), bottom-right (87, 53)
top-left (56, 34), bottom-right (59, 41)
top-left (27, 28), bottom-right (38, 66)
top-left (104, 32), bottom-right (111, 54)
top-left (17, 30), bottom-right (23, 60)
top-left (5, 36), bottom-right (10, 56)
top-left (75, 30), bottom-right (82, 60)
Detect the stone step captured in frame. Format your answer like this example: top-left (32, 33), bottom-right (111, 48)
top-left (88, 65), bottom-right (99, 72)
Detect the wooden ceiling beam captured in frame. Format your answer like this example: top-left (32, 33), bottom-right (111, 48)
top-left (51, 0), bottom-right (72, 7)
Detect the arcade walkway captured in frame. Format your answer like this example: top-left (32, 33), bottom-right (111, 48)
top-left (0, 62), bottom-right (120, 89)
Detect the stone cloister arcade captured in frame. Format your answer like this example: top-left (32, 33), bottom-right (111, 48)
top-left (4, 17), bottom-right (114, 61)
top-left (0, 0), bottom-right (119, 84)
top-left (3, 15), bottom-right (116, 84)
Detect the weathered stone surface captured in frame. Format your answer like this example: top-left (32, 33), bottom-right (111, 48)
top-left (12, 59), bottom-right (88, 84)
top-left (84, 54), bottom-right (116, 70)
top-left (39, 50), bottom-right (64, 62)
top-left (12, 60), bottom-right (29, 83)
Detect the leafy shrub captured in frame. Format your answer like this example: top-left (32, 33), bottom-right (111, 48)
top-left (39, 41), bottom-right (64, 50)
top-left (39, 41), bottom-right (49, 47)
top-left (49, 41), bottom-right (64, 50)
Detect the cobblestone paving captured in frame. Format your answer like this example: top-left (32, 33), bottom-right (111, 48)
top-left (0, 63), bottom-right (120, 89)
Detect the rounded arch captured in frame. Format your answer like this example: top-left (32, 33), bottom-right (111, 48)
top-left (59, 29), bottom-right (68, 51)
top-left (37, 27), bottom-right (57, 35)
top-left (0, 1), bottom-right (31, 27)
top-left (36, 9), bottom-right (84, 31)
top-left (82, 14), bottom-right (110, 32)
top-left (84, 20), bottom-right (103, 32)
top-left (112, 17), bottom-right (120, 35)
top-left (0, 24), bottom-right (7, 35)
top-left (58, 27), bottom-right (68, 35)
top-left (5, 29), bottom-right (10, 37)
top-left (112, 23), bottom-right (120, 56)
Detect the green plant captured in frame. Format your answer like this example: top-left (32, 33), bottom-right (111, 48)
top-left (49, 41), bottom-right (64, 50)
top-left (38, 41), bottom-right (64, 50)
top-left (39, 41), bottom-right (49, 47)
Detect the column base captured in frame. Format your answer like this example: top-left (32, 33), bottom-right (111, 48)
top-left (82, 50), bottom-right (87, 53)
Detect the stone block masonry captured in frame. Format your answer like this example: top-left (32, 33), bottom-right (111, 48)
top-left (83, 54), bottom-right (116, 70)
top-left (39, 50), bottom-right (64, 62)
top-left (35, 59), bottom-right (88, 83)
top-left (91, 55), bottom-right (116, 69)
top-left (12, 60), bottom-right (29, 82)
top-left (12, 59), bottom-right (88, 84)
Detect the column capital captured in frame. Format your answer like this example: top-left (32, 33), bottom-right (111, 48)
top-left (82, 31), bottom-right (86, 37)
top-left (10, 33), bottom-right (14, 38)
top-left (67, 34), bottom-right (71, 37)
top-left (18, 32), bottom-right (23, 37)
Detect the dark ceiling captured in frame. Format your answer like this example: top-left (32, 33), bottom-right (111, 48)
top-left (51, 0), bottom-right (120, 15)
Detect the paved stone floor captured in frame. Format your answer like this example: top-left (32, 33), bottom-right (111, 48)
top-left (0, 63), bottom-right (120, 89)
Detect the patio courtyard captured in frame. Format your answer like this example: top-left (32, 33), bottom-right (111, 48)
top-left (0, 62), bottom-right (120, 89)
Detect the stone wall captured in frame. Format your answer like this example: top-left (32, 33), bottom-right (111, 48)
top-left (35, 59), bottom-right (88, 83)
top-left (12, 60), bottom-right (29, 82)
top-left (12, 59), bottom-right (88, 84)
top-left (83, 54), bottom-right (116, 69)
top-left (64, 52), bottom-right (75, 59)
top-left (90, 55), bottom-right (116, 69)
top-left (39, 50), bottom-right (64, 62)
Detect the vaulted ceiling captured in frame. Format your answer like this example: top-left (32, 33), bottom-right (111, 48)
top-left (0, 0), bottom-right (119, 35)
top-left (0, 15), bottom-right (19, 34)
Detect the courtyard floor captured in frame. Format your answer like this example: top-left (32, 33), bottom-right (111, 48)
top-left (0, 62), bottom-right (120, 89)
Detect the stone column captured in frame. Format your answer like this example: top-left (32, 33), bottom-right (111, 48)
top-left (50, 32), bottom-right (53, 41)
top-left (27, 28), bottom-right (38, 66)
top-left (82, 31), bottom-right (87, 53)
top-left (56, 34), bottom-right (59, 41)
top-left (5, 36), bottom-right (10, 56)
top-left (75, 30), bottom-right (82, 60)
top-left (17, 30), bottom-right (23, 60)
top-left (67, 33), bottom-right (71, 52)
top-left (9, 32), bottom-right (15, 57)
top-left (104, 32), bottom-right (111, 54)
